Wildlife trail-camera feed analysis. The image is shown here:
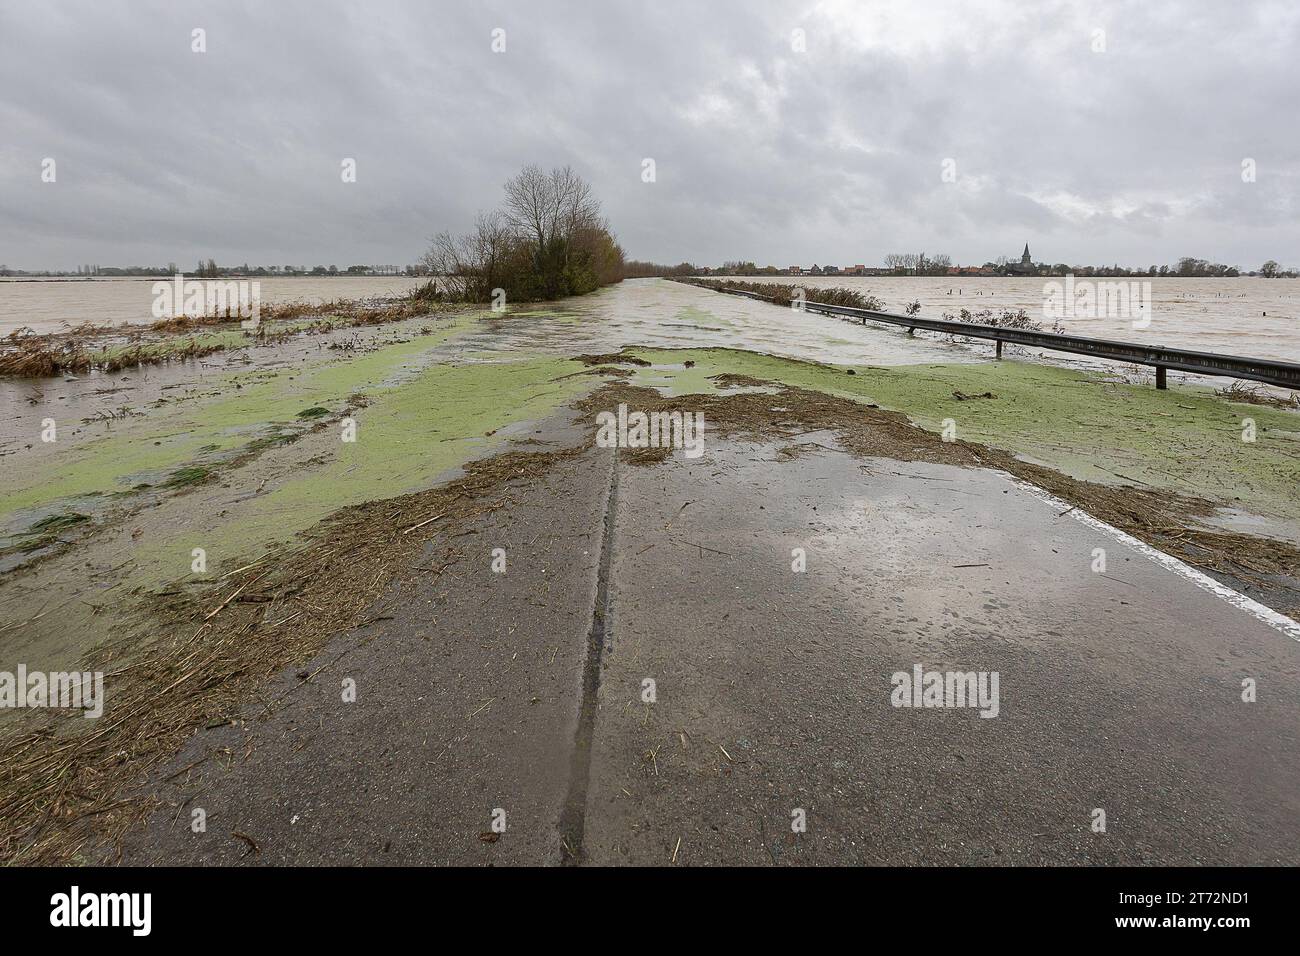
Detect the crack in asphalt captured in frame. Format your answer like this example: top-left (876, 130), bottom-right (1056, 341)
top-left (558, 448), bottom-right (618, 864)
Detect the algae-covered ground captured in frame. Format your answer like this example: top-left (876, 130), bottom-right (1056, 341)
top-left (617, 346), bottom-right (1300, 531)
top-left (2, 315), bottom-right (590, 581)
top-left (0, 308), bottom-right (594, 677)
top-left (1, 315), bottom-right (475, 525)
top-left (126, 351), bottom-right (591, 585)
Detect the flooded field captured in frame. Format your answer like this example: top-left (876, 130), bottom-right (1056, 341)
top-left (735, 275), bottom-right (1300, 363)
top-left (4, 275), bottom-right (1299, 365)
top-left (0, 275), bottom-right (431, 336)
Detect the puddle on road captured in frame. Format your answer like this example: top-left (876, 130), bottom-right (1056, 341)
top-left (604, 345), bottom-right (1300, 539)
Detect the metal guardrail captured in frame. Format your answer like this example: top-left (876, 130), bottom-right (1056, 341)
top-left (679, 280), bottom-right (1300, 391)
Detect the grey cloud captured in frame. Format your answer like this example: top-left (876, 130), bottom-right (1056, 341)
top-left (0, 0), bottom-right (1296, 270)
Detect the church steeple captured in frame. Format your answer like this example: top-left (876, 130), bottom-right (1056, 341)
top-left (1003, 242), bottom-right (1036, 275)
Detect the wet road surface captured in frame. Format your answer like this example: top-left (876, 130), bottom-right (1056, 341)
top-left (112, 432), bottom-right (1300, 865)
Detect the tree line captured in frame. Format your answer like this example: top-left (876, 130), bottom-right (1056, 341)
top-left (1010, 258), bottom-right (1295, 278)
top-left (643, 254), bottom-right (1298, 279)
top-left (623, 260), bottom-right (699, 277)
top-left (421, 165), bottom-right (624, 302)
top-left (883, 253), bottom-right (952, 275)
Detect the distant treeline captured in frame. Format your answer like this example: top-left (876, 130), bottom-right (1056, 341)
top-left (419, 165), bottom-right (623, 303)
top-left (683, 255), bottom-right (1297, 279)
top-left (676, 252), bottom-right (1294, 278)
top-left (0, 264), bottom-right (423, 278)
top-left (192, 262), bottom-right (420, 278)
top-left (1024, 258), bottom-right (1296, 278)
top-left (622, 260), bottom-right (699, 278)
top-left (9, 252), bottom-right (1296, 284)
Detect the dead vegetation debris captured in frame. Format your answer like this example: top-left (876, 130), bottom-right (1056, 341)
top-left (681, 278), bottom-right (886, 312)
top-left (0, 297), bottom-right (459, 379)
top-left (575, 353), bottom-right (652, 367)
top-left (1215, 381), bottom-right (1300, 409)
top-left (0, 332), bottom-right (230, 378)
top-left (0, 443), bottom-right (589, 865)
top-left (710, 373), bottom-right (773, 390)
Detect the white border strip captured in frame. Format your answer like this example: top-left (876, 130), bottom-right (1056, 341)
top-left (1003, 474), bottom-right (1300, 644)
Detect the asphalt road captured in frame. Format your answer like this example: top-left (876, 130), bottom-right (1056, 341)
top-left (112, 431), bottom-right (1300, 865)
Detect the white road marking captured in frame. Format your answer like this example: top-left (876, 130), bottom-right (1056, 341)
top-left (1004, 474), bottom-right (1300, 644)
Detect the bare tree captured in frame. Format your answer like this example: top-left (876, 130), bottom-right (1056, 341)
top-left (421, 211), bottom-right (514, 299)
top-left (503, 164), bottom-right (551, 248)
top-left (554, 166), bottom-right (601, 240)
top-left (503, 164), bottom-right (602, 249)
top-left (424, 163), bottom-right (622, 303)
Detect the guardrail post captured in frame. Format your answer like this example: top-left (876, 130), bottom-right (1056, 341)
top-left (1156, 366), bottom-right (1167, 389)
top-left (996, 339), bottom-right (1003, 360)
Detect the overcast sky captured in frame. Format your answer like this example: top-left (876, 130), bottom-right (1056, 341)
top-left (1, 0), bottom-right (1296, 271)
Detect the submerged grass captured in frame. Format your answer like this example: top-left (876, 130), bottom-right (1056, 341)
top-left (162, 466), bottom-right (214, 488)
top-left (0, 295), bottom-right (462, 379)
top-left (0, 318), bottom-right (478, 521)
top-left (125, 354), bottom-right (590, 583)
top-left (0, 334), bottom-right (230, 377)
top-left (28, 512), bottom-right (91, 534)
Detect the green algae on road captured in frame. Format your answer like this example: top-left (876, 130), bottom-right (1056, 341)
top-left (619, 346), bottom-right (1300, 525)
top-left (2, 343), bottom-right (591, 592)
top-left (124, 352), bottom-right (591, 586)
top-left (0, 309), bottom-right (601, 588)
top-left (0, 341), bottom-right (591, 674)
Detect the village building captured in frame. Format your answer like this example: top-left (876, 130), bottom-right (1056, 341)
top-left (1004, 243), bottom-right (1037, 275)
